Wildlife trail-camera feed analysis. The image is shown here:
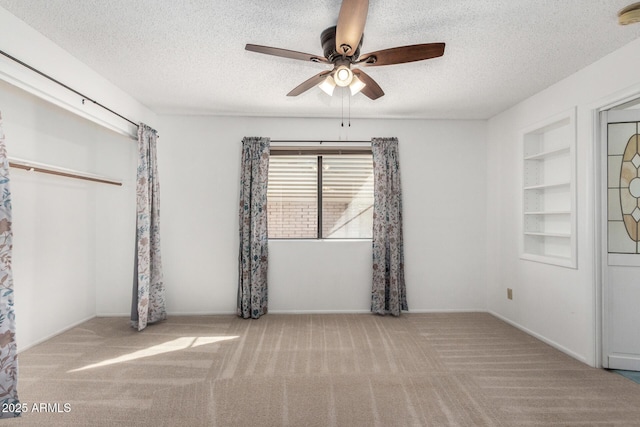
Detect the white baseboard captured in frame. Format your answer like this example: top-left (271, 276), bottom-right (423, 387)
top-left (96, 311), bottom-right (239, 317)
top-left (269, 309), bottom-right (370, 314)
top-left (166, 311), bottom-right (237, 316)
top-left (408, 308), bottom-right (487, 314)
top-left (98, 309), bottom-right (488, 316)
top-left (608, 354), bottom-right (640, 371)
top-left (18, 314), bottom-right (96, 353)
top-left (95, 312), bottom-right (129, 317)
top-left (270, 309), bottom-right (487, 314)
top-left (488, 310), bottom-right (589, 366)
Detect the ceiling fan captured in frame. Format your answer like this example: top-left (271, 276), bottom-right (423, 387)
top-left (245, 0), bottom-right (445, 100)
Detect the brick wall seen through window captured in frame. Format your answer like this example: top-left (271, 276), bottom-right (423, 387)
top-left (267, 154), bottom-right (373, 239)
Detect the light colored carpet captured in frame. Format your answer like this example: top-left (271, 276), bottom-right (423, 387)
top-left (11, 313), bottom-right (640, 426)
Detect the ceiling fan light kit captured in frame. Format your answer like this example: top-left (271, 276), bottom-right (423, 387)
top-left (349, 75), bottom-right (366, 96)
top-left (245, 0), bottom-right (445, 100)
top-left (619, 2), bottom-right (640, 25)
top-left (334, 65), bottom-right (353, 87)
top-left (319, 76), bottom-right (336, 96)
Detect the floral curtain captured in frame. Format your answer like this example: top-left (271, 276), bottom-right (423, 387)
top-left (371, 137), bottom-right (407, 316)
top-left (131, 123), bottom-right (166, 331)
top-left (0, 112), bottom-right (20, 417)
top-left (237, 137), bottom-right (270, 319)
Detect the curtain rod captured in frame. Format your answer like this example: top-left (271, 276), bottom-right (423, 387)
top-left (269, 140), bottom-right (371, 143)
top-left (8, 157), bottom-right (122, 186)
top-left (0, 49), bottom-right (138, 129)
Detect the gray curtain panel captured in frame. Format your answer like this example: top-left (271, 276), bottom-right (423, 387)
top-left (371, 137), bottom-right (407, 316)
top-left (131, 123), bottom-right (166, 331)
top-left (0, 112), bottom-right (20, 417)
top-left (237, 137), bottom-right (270, 319)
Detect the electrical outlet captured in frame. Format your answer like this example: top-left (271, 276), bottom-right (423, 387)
top-left (507, 288), bottom-right (513, 300)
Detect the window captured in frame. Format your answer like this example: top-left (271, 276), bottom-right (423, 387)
top-left (267, 151), bottom-right (373, 239)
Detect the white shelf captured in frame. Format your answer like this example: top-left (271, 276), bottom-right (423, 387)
top-left (520, 108), bottom-right (576, 269)
top-left (524, 146), bottom-right (570, 160)
top-left (524, 232), bottom-right (571, 238)
top-left (524, 211), bottom-right (571, 215)
top-left (523, 182), bottom-right (571, 190)
top-left (521, 252), bottom-right (574, 268)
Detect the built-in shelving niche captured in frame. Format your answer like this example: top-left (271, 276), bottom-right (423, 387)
top-left (521, 108), bottom-right (577, 268)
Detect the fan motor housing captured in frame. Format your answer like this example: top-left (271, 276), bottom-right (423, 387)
top-left (321, 26), bottom-right (362, 62)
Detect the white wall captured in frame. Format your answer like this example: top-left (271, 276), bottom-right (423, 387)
top-left (93, 129), bottom-right (137, 317)
top-left (131, 116), bottom-right (487, 315)
top-left (486, 37), bottom-right (640, 366)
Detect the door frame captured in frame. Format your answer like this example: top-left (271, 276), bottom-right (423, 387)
top-left (593, 88), bottom-right (640, 368)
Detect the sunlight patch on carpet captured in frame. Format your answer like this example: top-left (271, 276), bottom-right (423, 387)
top-left (68, 336), bottom-right (239, 372)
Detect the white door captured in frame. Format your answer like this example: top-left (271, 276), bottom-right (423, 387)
top-left (602, 108), bottom-right (640, 370)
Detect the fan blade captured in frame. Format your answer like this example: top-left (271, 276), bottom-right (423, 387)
top-left (359, 43), bottom-right (445, 66)
top-left (352, 69), bottom-right (384, 100)
top-left (335, 0), bottom-right (369, 56)
top-left (287, 71), bottom-right (332, 96)
top-left (245, 44), bottom-right (328, 63)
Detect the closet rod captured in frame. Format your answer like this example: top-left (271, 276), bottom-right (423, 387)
top-left (0, 49), bottom-right (138, 129)
top-left (8, 158), bottom-right (122, 186)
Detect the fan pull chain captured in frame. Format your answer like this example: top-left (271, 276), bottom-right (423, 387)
top-left (341, 88), bottom-right (344, 127)
top-left (348, 90), bottom-right (351, 127)
top-left (339, 88), bottom-right (352, 127)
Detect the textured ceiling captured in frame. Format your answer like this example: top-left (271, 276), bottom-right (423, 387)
top-left (1, 1), bottom-right (639, 119)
